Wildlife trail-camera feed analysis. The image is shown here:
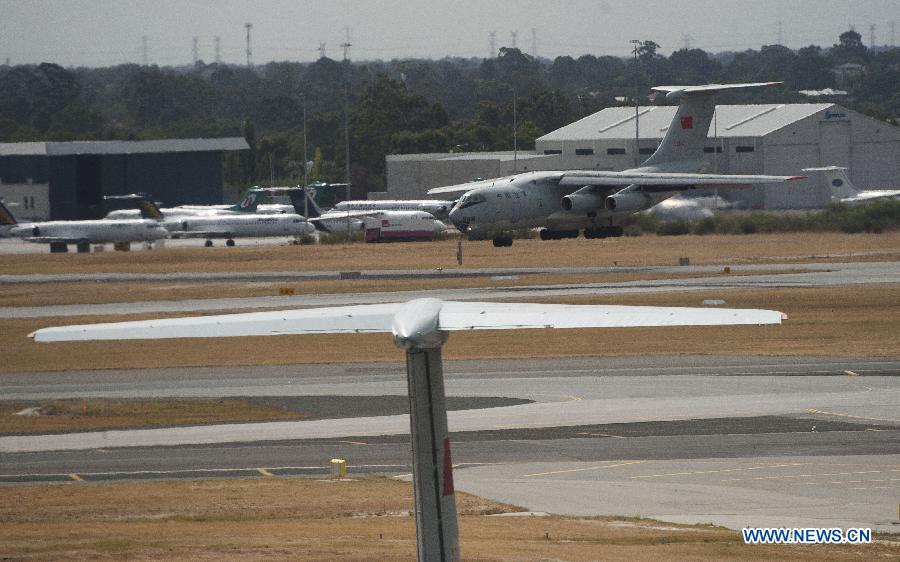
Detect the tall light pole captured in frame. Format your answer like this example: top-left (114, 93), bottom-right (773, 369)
top-left (512, 90), bottom-right (518, 173)
top-left (630, 39), bottom-right (641, 167)
top-left (302, 97), bottom-right (309, 220)
top-left (341, 34), bottom-right (352, 243)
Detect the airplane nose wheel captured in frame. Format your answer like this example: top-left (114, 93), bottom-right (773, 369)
top-left (226, 239), bottom-right (235, 247)
top-left (204, 240), bottom-right (213, 247)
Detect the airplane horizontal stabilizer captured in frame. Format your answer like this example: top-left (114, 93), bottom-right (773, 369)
top-left (31, 298), bottom-right (784, 343)
top-left (559, 171), bottom-right (806, 188)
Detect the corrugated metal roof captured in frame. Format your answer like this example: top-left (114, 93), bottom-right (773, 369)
top-left (0, 137), bottom-right (249, 156)
top-left (538, 104), bottom-right (833, 142)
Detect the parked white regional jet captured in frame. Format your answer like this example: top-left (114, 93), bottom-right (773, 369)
top-left (0, 198), bottom-right (168, 253)
top-left (332, 199), bottom-right (455, 220)
top-left (802, 166), bottom-right (900, 204)
top-left (282, 188), bottom-right (447, 242)
top-left (127, 195), bottom-right (315, 247)
top-left (430, 82), bottom-right (805, 246)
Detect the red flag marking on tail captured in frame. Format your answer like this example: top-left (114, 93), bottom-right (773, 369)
top-left (680, 116), bottom-right (693, 129)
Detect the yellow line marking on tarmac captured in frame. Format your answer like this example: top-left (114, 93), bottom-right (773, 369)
top-left (524, 460), bottom-right (644, 477)
top-left (576, 432), bottom-right (625, 439)
top-left (94, 449), bottom-right (110, 453)
top-left (631, 462), bottom-right (811, 480)
top-left (722, 468), bottom-right (900, 482)
top-left (845, 370), bottom-right (860, 376)
top-left (805, 408), bottom-right (900, 424)
top-left (256, 468), bottom-right (275, 477)
top-left (337, 440), bottom-right (368, 446)
top-left (68, 474), bottom-right (83, 481)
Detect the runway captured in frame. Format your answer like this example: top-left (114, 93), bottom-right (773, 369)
top-left (2, 355), bottom-right (899, 531)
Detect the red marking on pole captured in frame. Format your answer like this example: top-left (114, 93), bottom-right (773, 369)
top-left (680, 116), bottom-right (693, 129)
top-left (442, 438), bottom-right (455, 496)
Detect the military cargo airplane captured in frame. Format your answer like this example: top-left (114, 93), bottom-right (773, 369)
top-left (429, 82), bottom-right (805, 246)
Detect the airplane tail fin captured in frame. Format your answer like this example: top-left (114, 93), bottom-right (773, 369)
top-left (801, 166), bottom-right (857, 199)
top-left (641, 82), bottom-right (782, 169)
top-left (228, 190), bottom-right (262, 213)
top-left (288, 188), bottom-right (324, 219)
top-left (0, 199), bottom-right (18, 226)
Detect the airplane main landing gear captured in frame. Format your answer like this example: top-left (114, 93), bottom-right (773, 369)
top-left (492, 236), bottom-right (513, 247)
top-left (204, 240), bottom-right (214, 247)
top-left (225, 239), bottom-right (235, 247)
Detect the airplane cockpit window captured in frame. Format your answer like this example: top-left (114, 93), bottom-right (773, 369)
top-left (456, 192), bottom-right (486, 210)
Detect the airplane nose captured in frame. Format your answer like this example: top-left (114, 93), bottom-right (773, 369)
top-left (447, 209), bottom-right (466, 231)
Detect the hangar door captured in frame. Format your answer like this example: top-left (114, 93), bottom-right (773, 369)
top-left (818, 120), bottom-right (851, 168)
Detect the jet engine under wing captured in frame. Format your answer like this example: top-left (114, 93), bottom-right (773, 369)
top-left (31, 298), bottom-right (784, 343)
top-left (558, 171), bottom-right (806, 189)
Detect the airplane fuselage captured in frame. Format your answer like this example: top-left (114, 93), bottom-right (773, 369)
top-left (447, 169), bottom-right (679, 239)
top-left (167, 214), bottom-right (315, 237)
top-left (10, 219), bottom-right (169, 244)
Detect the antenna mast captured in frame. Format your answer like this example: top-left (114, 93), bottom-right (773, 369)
top-left (245, 22), bottom-right (253, 67)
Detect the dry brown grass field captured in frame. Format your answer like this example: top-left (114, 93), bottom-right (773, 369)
top-left (1, 478), bottom-right (894, 561)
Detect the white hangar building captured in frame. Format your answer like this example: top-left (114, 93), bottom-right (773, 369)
top-left (384, 103), bottom-right (900, 209)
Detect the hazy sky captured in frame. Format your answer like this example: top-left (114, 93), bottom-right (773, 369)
top-left (2, 0), bottom-right (897, 67)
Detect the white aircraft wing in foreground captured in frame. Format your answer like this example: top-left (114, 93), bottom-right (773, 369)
top-left (30, 299), bottom-right (784, 343)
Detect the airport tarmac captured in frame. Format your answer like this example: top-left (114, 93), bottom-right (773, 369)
top-left (2, 355), bottom-right (898, 531)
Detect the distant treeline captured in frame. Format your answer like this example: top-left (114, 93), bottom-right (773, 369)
top-left (1, 29), bottom-right (897, 195)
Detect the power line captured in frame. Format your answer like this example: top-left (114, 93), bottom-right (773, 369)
top-left (192, 36), bottom-right (199, 65)
top-left (776, 21), bottom-right (784, 46)
top-left (510, 30), bottom-right (517, 50)
top-left (488, 31), bottom-right (496, 58)
top-left (869, 24), bottom-right (876, 48)
top-left (318, 42), bottom-right (327, 59)
top-left (214, 36), bottom-right (221, 64)
top-left (891, 21), bottom-right (896, 47)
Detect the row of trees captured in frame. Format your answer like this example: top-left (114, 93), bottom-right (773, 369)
top-left (1, 30), bottom-right (897, 195)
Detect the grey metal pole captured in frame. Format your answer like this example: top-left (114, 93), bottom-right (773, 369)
top-left (302, 98), bottom-right (308, 189)
top-left (405, 346), bottom-right (460, 562)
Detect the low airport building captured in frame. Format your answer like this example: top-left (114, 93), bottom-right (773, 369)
top-left (385, 103), bottom-right (900, 209)
top-left (0, 138), bottom-right (249, 220)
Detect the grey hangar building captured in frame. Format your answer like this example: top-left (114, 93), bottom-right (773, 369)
top-left (0, 138), bottom-right (249, 221)
top-left (384, 103), bottom-right (900, 209)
